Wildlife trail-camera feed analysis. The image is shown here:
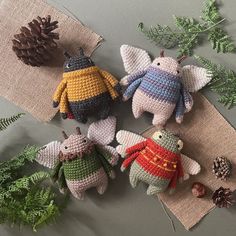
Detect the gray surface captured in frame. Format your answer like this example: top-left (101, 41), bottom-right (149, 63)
top-left (1, 0), bottom-right (236, 235)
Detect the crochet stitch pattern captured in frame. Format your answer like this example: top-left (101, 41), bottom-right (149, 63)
top-left (117, 130), bottom-right (201, 195)
top-left (53, 48), bottom-right (120, 123)
top-left (36, 117), bottom-right (119, 200)
top-left (120, 45), bottom-right (212, 127)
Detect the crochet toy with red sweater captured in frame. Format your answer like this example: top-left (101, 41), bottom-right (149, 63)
top-left (121, 130), bottom-right (186, 195)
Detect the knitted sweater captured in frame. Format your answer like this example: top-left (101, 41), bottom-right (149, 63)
top-left (124, 138), bottom-right (184, 190)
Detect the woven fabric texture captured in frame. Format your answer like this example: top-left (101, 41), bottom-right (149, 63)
top-left (0, 0), bottom-right (103, 122)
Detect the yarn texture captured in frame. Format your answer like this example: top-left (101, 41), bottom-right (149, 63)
top-left (116, 129), bottom-right (201, 195)
top-left (120, 45), bottom-right (212, 126)
top-left (36, 117), bottom-right (119, 200)
top-left (53, 48), bottom-right (120, 123)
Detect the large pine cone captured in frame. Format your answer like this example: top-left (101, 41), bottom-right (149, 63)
top-left (12, 15), bottom-right (59, 66)
top-left (212, 187), bottom-right (235, 208)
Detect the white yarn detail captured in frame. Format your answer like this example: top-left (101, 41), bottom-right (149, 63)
top-left (181, 154), bottom-right (201, 176)
top-left (36, 141), bottom-right (61, 169)
top-left (182, 65), bottom-right (212, 92)
top-left (120, 44), bottom-right (151, 74)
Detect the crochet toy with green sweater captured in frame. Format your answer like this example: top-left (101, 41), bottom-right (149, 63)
top-left (36, 117), bottom-right (119, 200)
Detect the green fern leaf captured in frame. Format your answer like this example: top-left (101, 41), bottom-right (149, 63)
top-left (138, 22), bottom-right (180, 49)
top-left (201, 0), bottom-right (221, 24)
top-left (0, 113), bottom-right (24, 131)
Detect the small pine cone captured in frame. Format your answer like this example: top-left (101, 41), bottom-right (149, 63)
top-left (212, 156), bottom-right (232, 180)
top-left (212, 187), bottom-right (235, 208)
top-left (12, 15), bottom-right (59, 67)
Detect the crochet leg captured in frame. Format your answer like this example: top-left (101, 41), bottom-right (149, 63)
top-left (129, 169), bottom-right (140, 188)
top-left (96, 178), bottom-right (108, 195)
top-left (59, 89), bottom-right (69, 119)
top-left (71, 190), bottom-right (85, 200)
top-left (98, 106), bottom-right (110, 120)
top-left (146, 185), bottom-right (162, 195)
top-left (132, 103), bottom-right (144, 119)
top-left (152, 114), bottom-right (168, 127)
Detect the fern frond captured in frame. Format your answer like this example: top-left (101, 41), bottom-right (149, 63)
top-left (201, 0), bottom-right (221, 24)
top-left (208, 28), bottom-right (235, 53)
top-left (195, 55), bottom-right (236, 108)
top-left (138, 22), bottom-right (180, 48)
top-left (0, 113), bottom-right (24, 131)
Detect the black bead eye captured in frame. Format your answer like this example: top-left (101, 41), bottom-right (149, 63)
top-left (157, 63), bottom-right (160, 66)
top-left (64, 146), bottom-right (68, 149)
top-left (159, 135), bottom-right (162, 139)
top-left (66, 63), bottom-right (71, 69)
top-left (177, 70), bottom-right (180, 74)
top-left (83, 139), bottom-right (87, 143)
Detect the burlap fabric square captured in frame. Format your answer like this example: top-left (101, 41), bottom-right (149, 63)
top-left (0, 0), bottom-right (102, 121)
top-left (143, 93), bottom-right (236, 230)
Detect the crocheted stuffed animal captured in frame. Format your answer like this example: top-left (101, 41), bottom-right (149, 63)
top-left (116, 129), bottom-right (201, 195)
top-left (120, 45), bottom-right (212, 127)
top-left (36, 117), bottom-right (119, 200)
top-left (53, 48), bottom-right (121, 123)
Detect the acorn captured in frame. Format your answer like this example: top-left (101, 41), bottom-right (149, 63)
top-left (191, 182), bottom-right (206, 198)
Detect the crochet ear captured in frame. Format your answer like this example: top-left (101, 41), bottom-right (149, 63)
top-left (116, 130), bottom-right (146, 157)
top-left (120, 44), bottom-right (151, 74)
top-left (182, 65), bottom-right (212, 92)
top-left (35, 141), bottom-right (61, 169)
top-left (181, 154), bottom-right (201, 180)
top-left (88, 116), bottom-right (117, 145)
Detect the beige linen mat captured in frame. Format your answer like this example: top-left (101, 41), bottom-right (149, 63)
top-left (0, 0), bottom-right (102, 122)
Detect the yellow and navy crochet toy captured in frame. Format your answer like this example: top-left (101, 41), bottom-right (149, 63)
top-left (53, 48), bottom-right (120, 123)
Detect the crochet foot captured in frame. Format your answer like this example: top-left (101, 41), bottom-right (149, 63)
top-left (98, 108), bottom-right (110, 120)
top-left (132, 105), bottom-right (144, 119)
top-left (97, 183), bottom-right (108, 195)
top-left (53, 101), bottom-right (59, 108)
top-left (109, 170), bottom-right (116, 179)
top-left (152, 114), bottom-right (167, 127)
top-left (129, 174), bottom-right (139, 188)
top-left (74, 191), bottom-right (85, 200)
top-left (147, 185), bottom-right (162, 195)
top-left (61, 113), bottom-right (67, 119)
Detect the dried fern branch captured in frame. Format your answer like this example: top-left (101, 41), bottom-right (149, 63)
top-left (0, 113), bottom-right (24, 131)
top-left (195, 55), bottom-right (236, 108)
top-left (139, 0), bottom-right (235, 56)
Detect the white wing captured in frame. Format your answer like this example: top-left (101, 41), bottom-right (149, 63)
top-left (102, 145), bottom-right (119, 166)
top-left (88, 116), bottom-right (117, 145)
top-left (116, 130), bottom-right (146, 157)
top-left (120, 44), bottom-right (151, 75)
top-left (36, 141), bottom-right (61, 169)
top-left (182, 65), bottom-right (212, 92)
top-left (181, 154), bottom-right (201, 180)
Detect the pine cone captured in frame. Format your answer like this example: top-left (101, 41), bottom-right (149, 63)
top-left (212, 187), bottom-right (235, 208)
top-left (12, 15), bottom-right (59, 67)
top-left (212, 156), bottom-right (232, 180)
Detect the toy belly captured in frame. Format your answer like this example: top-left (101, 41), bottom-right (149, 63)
top-left (68, 92), bottom-right (111, 115)
top-left (135, 149), bottom-right (176, 180)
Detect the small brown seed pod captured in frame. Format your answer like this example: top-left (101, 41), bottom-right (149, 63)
top-left (191, 182), bottom-right (207, 198)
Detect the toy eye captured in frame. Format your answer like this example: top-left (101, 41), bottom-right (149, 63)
top-left (157, 62), bottom-right (160, 66)
top-left (177, 70), bottom-right (180, 74)
top-left (64, 146), bottom-right (68, 149)
top-left (83, 139), bottom-right (87, 143)
top-left (65, 63), bottom-right (71, 69)
top-left (152, 131), bottom-right (163, 140)
top-left (177, 140), bottom-right (183, 150)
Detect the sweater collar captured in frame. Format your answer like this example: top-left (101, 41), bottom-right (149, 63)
top-left (63, 66), bottom-right (99, 78)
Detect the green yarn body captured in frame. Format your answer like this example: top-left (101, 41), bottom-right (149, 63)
top-left (63, 147), bottom-right (103, 181)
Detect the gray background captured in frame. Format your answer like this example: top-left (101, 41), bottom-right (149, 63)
top-left (1, 0), bottom-right (236, 235)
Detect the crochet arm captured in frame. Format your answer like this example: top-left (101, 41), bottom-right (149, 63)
top-left (123, 78), bottom-right (142, 100)
top-left (126, 70), bottom-right (147, 85)
top-left (95, 145), bottom-right (116, 166)
top-left (126, 140), bottom-right (147, 156)
top-left (121, 152), bottom-right (139, 171)
top-left (99, 69), bottom-right (121, 99)
top-left (53, 78), bottom-right (67, 107)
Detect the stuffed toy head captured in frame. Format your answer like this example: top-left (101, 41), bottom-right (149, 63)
top-left (120, 45), bottom-right (212, 127)
top-left (63, 48), bottom-right (95, 72)
top-left (116, 129), bottom-right (201, 195)
top-left (36, 117), bottom-right (119, 200)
